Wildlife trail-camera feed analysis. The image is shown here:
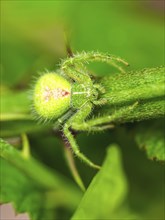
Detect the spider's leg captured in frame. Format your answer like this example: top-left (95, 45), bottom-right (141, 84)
top-left (63, 103), bottom-right (101, 169)
top-left (92, 84), bottom-right (108, 106)
top-left (72, 123), bottom-right (114, 132)
top-left (53, 109), bottom-right (75, 130)
top-left (93, 98), bottom-right (107, 105)
top-left (61, 52), bottom-right (129, 76)
top-left (61, 59), bottom-right (91, 83)
top-left (72, 102), bottom-right (138, 131)
top-left (93, 84), bottom-right (106, 93)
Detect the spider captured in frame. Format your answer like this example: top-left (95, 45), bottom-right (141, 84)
top-left (32, 51), bottom-right (129, 169)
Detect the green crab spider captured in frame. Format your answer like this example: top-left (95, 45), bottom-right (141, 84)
top-left (32, 51), bottom-right (129, 169)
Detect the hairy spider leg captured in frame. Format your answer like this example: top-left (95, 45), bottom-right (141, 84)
top-left (71, 102), bottom-right (138, 132)
top-left (91, 84), bottom-right (108, 106)
top-left (92, 98), bottom-right (108, 105)
top-left (61, 51), bottom-right (129, 75)
top-left (61, 65), bottom-right (92, 84)
top-left (72, 123), bottom-right (114, 132)
top-left (63, 102), bottom-right (101, 169)
top-left (93, 84), bottom-right (106, 93)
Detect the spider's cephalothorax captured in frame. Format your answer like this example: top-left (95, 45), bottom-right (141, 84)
top-left (32, 51), bottom-right (128, 169)
top-left (71, 81), bottom-right (99, 109)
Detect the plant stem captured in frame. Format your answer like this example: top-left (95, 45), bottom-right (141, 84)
top-left (97, 67), bottom-right (165, 122)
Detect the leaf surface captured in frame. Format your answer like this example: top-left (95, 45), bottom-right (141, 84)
top-left (0, 158), bottom-right (55, 220)
top-left (135, 121), bottom-right (165, 162)
top-left (72, 145), bottom-right (130, 219)
top-left (0, 139), bottom-right (82, 220)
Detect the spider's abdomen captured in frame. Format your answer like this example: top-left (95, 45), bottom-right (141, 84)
top-left (33, 73), bottom-right (71, 120)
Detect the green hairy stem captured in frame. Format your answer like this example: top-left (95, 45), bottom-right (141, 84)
top-left (97, 67), bottom-right (165, 123)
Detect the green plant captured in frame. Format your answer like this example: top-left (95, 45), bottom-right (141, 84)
top-left (0, 51), bottom-right (164, 220)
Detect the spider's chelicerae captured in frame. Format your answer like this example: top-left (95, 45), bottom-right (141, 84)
top-left (32, 51), bottom-right (128, 169)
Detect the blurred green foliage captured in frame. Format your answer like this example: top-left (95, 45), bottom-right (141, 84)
top-left (72, 146), bottom-right (130, 219)
top-left (1, 1), bottom-right (164, 86)
top-left (0, 1), bottom-right (164, 220)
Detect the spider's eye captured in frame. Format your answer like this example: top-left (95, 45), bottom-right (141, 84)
top-left (32, 73), bottom-right (71, 120)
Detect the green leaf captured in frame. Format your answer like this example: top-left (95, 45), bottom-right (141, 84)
top-left (0, 158), bottom-right (54, 220)
top-left (135, 120), bottom-right (165, 162)
top-left (0, 139), bottom-right (82, 220)
top-left (72, 145), bottom-right (129, 219)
